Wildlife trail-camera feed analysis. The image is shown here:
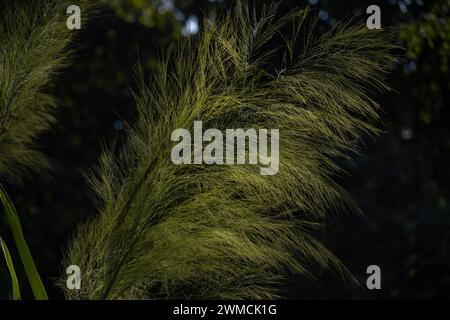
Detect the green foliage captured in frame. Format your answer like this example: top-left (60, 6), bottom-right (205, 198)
top-left (107, 0), bottom-right (170, 27)
top-left (63, 4), bottom-right (395, 299)
top-left (0, 0), bottom-right (96, 181)
top-left (105, 0), bottom-right (205, 30)
top-left (399, 1), bottom-right (450, 74)
top-left (398, 1), bottom-right (450, 127)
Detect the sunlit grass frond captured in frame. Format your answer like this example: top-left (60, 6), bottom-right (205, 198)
top-left (64, 4), bottom-right (396, 299)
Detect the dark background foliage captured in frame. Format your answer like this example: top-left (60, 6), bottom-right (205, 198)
top-left (1, 0), bottom-right (449, 299)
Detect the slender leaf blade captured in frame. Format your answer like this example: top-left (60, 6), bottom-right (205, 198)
top-left (0, 236), bottom-right (21, 300)
top-left (0, 184), bottom-right (48, 300)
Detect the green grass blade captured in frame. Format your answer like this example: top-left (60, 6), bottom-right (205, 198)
top-left (0, 236), bottom-right (21, 300)
top-left (0, 184), bottom-right (48, 300)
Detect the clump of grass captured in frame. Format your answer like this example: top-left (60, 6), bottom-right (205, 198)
top-left (63, 3), bottom-right (395, 300)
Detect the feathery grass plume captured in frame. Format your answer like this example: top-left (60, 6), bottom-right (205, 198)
top-left (63, 3), bottom-right (396, 299)
top-left (0, 0), bottom-right (96, 180)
